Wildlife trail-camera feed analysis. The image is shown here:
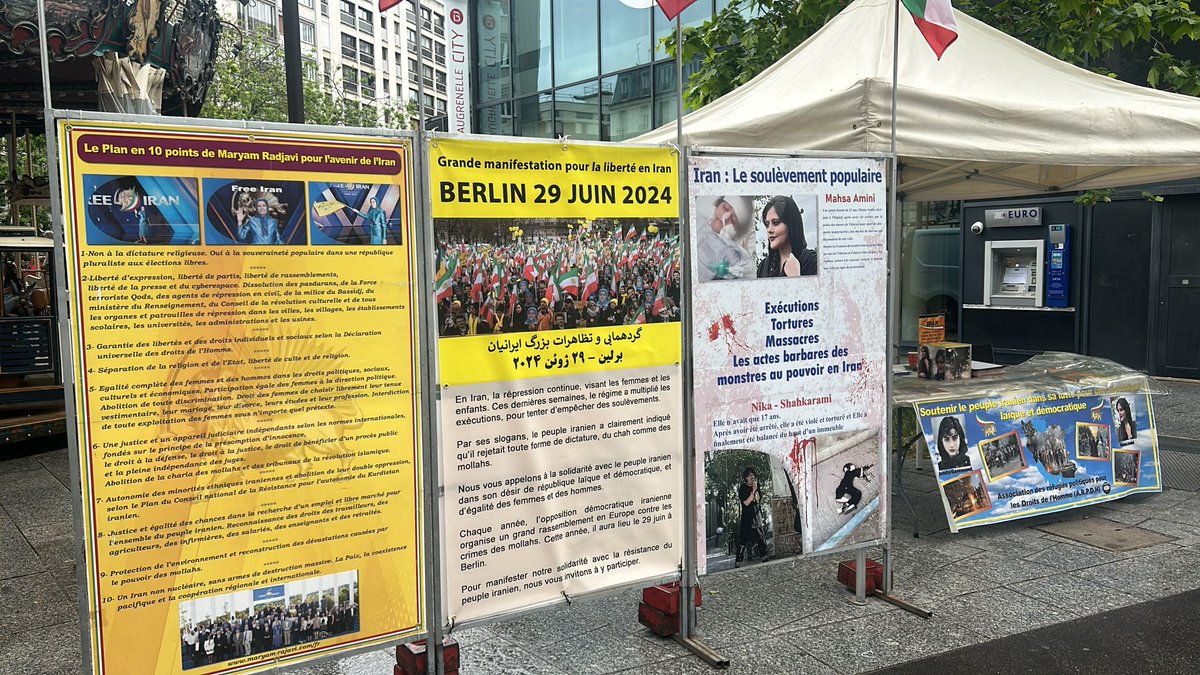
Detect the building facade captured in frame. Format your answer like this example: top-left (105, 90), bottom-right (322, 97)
top-left (470, 0), bottom-right (737, 141)
top-left (218, 0), bottom-right (452, 124)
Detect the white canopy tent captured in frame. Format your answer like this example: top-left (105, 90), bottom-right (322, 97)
top-left (638, 0), bottom-right (1200, 201)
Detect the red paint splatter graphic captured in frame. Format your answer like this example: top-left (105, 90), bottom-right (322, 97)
top-left (789, 435), bottom-right (815, 476)
top-left (848, 358), bottom-right (877, 406)
top-left (708, 313), bottom-right (748, 353)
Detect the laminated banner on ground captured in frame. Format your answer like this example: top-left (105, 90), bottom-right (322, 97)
top-left (59, 119), bottom-right (423, 675)
top-left (431, 137), bottom-right (684, 623)
top-left (687, 152), bottom-right (890, 574)
top-left (914, 389), bottom-right (1161, 530)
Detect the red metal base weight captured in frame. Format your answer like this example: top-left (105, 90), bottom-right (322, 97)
top-left (395, 637), bottom-right (460, 675)
top-left (836, 557), bottom-right (932, 618)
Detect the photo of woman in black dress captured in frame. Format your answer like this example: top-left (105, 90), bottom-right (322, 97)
top-left (736, 467), bottom-right (769, 565)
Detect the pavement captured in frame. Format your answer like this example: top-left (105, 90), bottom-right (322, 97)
top-left (2, 378), bottom-right (1199, 675)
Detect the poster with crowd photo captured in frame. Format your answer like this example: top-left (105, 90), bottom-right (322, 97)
top-left (60, 119), bottom-right (423, 675)
top-left (431, 137), bottom-right (684, 623)
top-left (914, 390), bottom-right (1161, 531)
top-left (687, 153), bottom-right (890, 574)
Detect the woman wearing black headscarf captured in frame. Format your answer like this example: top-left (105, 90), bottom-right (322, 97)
top-left (757, 195), bottom-right (818, 277)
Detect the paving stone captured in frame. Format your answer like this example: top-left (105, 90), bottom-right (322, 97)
top-left (1009, 573), bottom-right (1142, 617)
top-left (1022, 542), bottom-right (1124, 571)
top-left (453, 636), bottom-right (570, 675)
top-left (1074, 548), bottom-right (1200, 601)
top-left (703, 632), bottom-right (837, 675)
top-left (0, 618), bottom-right (83, 675)
top-left (937, 589), bottom-right (1076, 640)
top-left (285, 647), bottom-right (397, 675)
top-left (0, 451), bottom-right (50, 476)
top-left (1034, 517), bottom-right (1174, 553)
top-left (0, 467), bottom-right (72, 530)
top-left (782, 609), bottom-right (979, 673)
top-left (951, 550), bottom-right (1058, 586)
top-left (36, 447), bottom-right (75, 489)
top-left (488, 602), bottom-right (612, 649)
top-left (1136, 517), bottom-right (1200, 546)
top-left (537, 631), bottom-right (676, 674)
top-left (0, 506), bottom-right (45, 581)
top-left (892, 568), bottom-right (997, 607)
top-left (0, 572), bottom-right (76, 635)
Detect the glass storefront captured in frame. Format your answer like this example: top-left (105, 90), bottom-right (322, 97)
top-left (899, 201), bottom-right (962, 343)
top-left (472, 0), bottom-right (721, 139)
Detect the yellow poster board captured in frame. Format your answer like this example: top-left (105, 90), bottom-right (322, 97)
top-left (59, 119), bottom-right (423, 675)
top-left (430, 138), bottom-right (686, 622)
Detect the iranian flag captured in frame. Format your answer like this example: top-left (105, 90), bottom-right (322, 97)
top-left (624, 225), bottom-right (637, 241)
top-left (901, 0), bottom-right (958, 60)
top-left (651, 283), bottom-right (666, 317)
top-left (471, 268), bottom-right (485, 303)
top-left (633, 304), bottom-right (647, 325)
top-left (434, 255), bottom-right (457, 303)
top-left (581, 269), bottom-right (599, 301)
top-left (557, 269), bottom-right (579, 299)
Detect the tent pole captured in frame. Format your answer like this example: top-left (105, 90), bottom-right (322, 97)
top-left (674, 9), bottom-right (693, 638)
top-left (884, 0), bottom-right (901, 595)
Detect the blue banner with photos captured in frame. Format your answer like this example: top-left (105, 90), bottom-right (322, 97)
top-left (913, 390), bottom-right (1161, 531)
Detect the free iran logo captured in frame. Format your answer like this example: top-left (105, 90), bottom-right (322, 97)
top-left (450, 8), bottom-right (464, 24)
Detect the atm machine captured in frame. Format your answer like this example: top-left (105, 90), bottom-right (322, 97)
top-left (983, 238), bottom-right (1044, 307)
top-left (960, 200), bottom-right (1081, 359)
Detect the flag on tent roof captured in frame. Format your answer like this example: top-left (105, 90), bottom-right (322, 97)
top-left (901, 0), bottom-right (958, 60)
top-left (654, 0), bottom-right (701, 21)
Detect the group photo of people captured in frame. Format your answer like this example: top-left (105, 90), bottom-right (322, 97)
top-left (979, 430), bottom-right (1028, 482)
top-left (178, 571), bottom-right (359, 670)
top-left (433, 217), bottom-right (681, 336)
top-left (694, 193), bottom-right (819, 281)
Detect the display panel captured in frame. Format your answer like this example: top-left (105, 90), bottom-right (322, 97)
top-left (59, 119), bottom-right (424, 675)
top-left (431, 137), bottom-right (685, 622)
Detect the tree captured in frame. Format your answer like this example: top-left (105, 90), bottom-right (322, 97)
top-left (670, 0), bottom-right (1200, 107)
top-left (202, 27), bottom-right (415, 128)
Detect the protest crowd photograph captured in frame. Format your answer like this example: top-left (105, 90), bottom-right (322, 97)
top-left (433, 217), bottom-right (681, 337)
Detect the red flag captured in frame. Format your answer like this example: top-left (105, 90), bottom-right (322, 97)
top-left (654, 0), bottom-right (700, 21)
top-left (379, 0), bottom-right (403, 12)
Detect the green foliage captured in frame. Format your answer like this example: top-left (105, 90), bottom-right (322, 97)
top-left (0, 141), bottom-right (52, 234)
top-left (1075, 188), bottom-right (1116, 206)
top-left (670, 0), bottom-right (1200, 108)
top-left (202, 27), bottom-right (414, 129)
